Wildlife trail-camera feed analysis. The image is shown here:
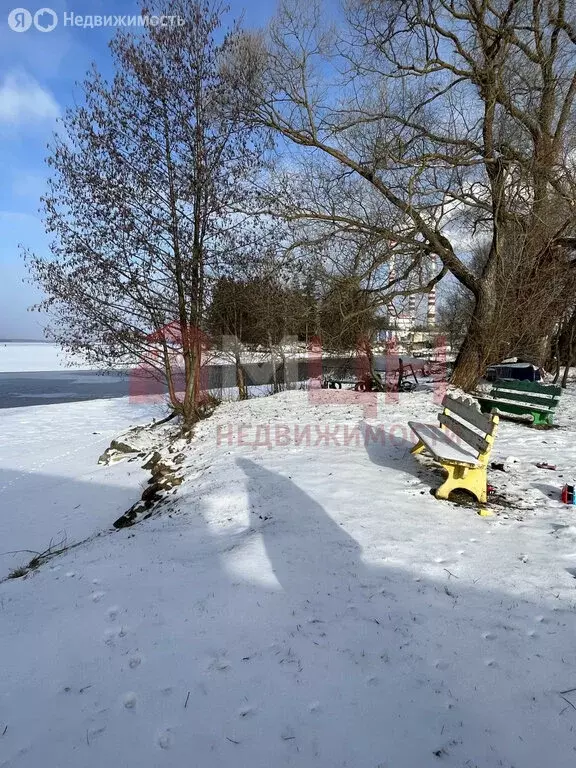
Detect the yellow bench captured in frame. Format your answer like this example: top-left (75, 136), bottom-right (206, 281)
top-left (409, 395), bottom-right (499, 503)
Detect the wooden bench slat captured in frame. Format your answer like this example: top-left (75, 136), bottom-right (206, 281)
top-left (489, 387), bottom-right (560, 404)
top-left (478, 397), bottom-right (555, 413)
top-left (478, 392), bottom-right (556, 411)
top-left (484, 403), bottom-right (542, 419)
top-left (408, 421), bottom-right (480, 466)
top-left (490, 379), bottom-right (561, 396)
top-left (438, 414), bottom-right (489, 454)
top-left (442, 394), bottom-right (494, 433)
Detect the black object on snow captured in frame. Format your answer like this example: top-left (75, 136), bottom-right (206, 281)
top-left (485, 361), bottom-right (541, 382)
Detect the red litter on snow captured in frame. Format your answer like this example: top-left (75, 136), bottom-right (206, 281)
top-left (561, 485), bottom-right (575, 504)
top-left (536, 462), bottom-right (557, 470)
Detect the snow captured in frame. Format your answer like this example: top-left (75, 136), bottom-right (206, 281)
top-left (0, 398), bottom-right (165, 580)
top-left (2, 387), bottom-right (576, 767)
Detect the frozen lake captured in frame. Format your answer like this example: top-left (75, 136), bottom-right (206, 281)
top-left (0, 369), bottom-right (132, 408)
top-left (0, 343), bottom-right (428, 408)
top-left (0, 344), bottom-right (129, 408)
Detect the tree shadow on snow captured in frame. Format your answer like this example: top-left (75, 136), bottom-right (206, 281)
top-left (233, 457), bottom-right (576, 766)
top-left (3, 459), bottom-right (576, 768)
top-left (237, 457), bottom-right (364, 595)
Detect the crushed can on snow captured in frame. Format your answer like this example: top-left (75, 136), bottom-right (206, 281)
top-left (561, 484), bottom-right (576, 504)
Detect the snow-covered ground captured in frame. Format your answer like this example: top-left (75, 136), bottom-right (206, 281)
top-left (0, 398), bottom-right (165, 581)
top-left (2, 387), bottom-right (576, 767)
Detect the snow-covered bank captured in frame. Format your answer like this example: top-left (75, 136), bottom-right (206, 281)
top-left (2, 388), bottom-right (576, 767)
top-left (0, 397), bottom-right (165, 580)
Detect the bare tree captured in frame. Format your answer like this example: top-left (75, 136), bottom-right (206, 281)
top-left (231, 0), bottom-right (576, 389)
top-left (438, 234), bottom-right (576, 368)
top-left (26, 0), bottom-right (264, 424)
top-left (208, 251), bottom-right (312, 394)
top-left (207, 277), bottom-right (253, 399)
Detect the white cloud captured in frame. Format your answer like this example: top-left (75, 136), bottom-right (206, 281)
top-left (0, 71), bottom-right (60, 125)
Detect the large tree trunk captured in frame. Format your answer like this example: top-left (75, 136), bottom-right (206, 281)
top-left (451, 281), bottom-right (497, 391)
top-left (180, 340), bottom-right (201, 425)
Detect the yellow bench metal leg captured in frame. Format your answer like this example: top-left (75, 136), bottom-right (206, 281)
top-left (411, 439), bottom-right (426, 455)
top-left (435, 463), bottom-right (487, 503)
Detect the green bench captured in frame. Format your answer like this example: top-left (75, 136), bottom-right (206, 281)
top-left (476, 379), bottom-right (562, 427)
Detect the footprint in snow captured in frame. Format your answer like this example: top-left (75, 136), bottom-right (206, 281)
top-left (550, 523), bottom-right (570, 533)
top-left (91, 591), bottom-right (106, 603)
top-left (157, 727), bottom-right (174, 749)
top-left (482, 632), bottom-right (497, 640)
top-left (87, 725), bottom-right (107, 740)
top-left (128, 655), bottom-right (142, 669)
top-left (208, 657), bottom-right (230, 672)
top-left (281, 725), bottom-right (296, 741)
top-left (107, 606), bottom-right (120, 621)
top-left (123, 692), bottom-right (137, 709)
top-left (104, 626), bottom-right (128, 646)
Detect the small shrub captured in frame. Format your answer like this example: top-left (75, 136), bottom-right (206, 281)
top-left (8, 566), bottom-right (28, 579)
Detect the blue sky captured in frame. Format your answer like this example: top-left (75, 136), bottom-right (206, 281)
top-left (0, 0), bottom-right (276, 339)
